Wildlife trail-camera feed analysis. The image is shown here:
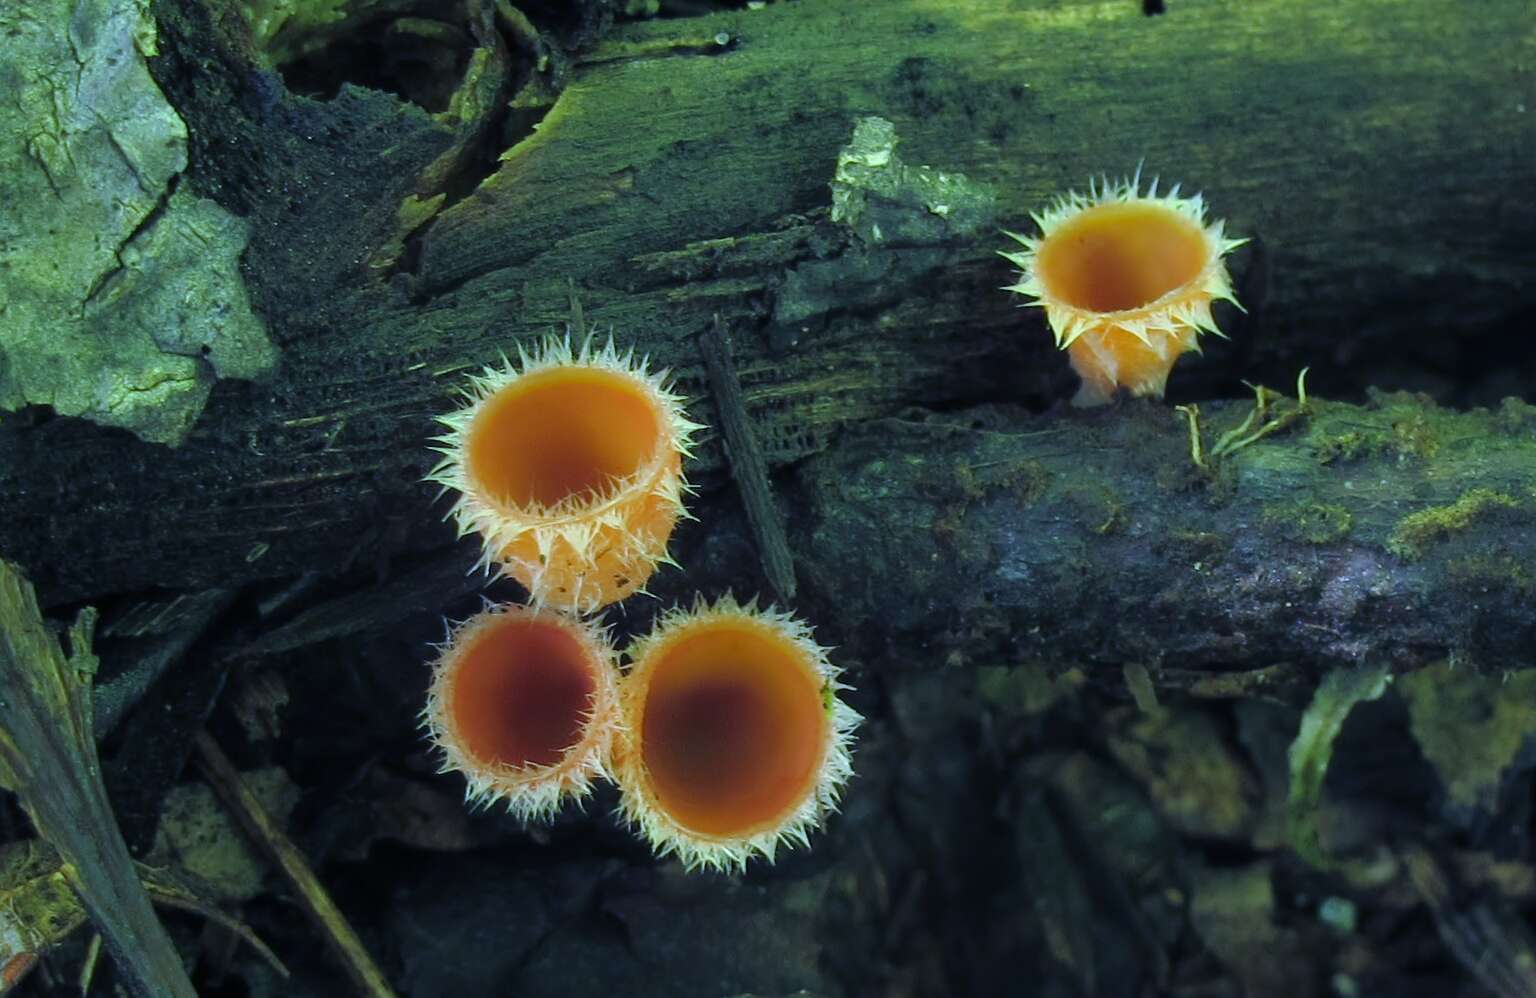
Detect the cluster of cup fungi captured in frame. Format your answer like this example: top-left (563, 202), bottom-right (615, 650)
top-left (424, 337), bottom-right (859, 871)
top-left (419, 169), bottom-right (1242, 872)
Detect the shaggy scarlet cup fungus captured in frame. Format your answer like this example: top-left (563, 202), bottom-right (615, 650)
top-left (615, 595), bottom-right (859, 872)
top-left (1000, 171), bottom-right (1245, 405)
top-left (428, 336), bottom-right (703, 614)
top-left (424, 602), bottom-right (622, 819)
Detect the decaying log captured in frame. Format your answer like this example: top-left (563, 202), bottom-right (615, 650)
top-left (788, 390), bottom-right (1536, 676)
top-left (0, 0), bottom-right (1532, 616)
top-left (142, 385), bottom-right (1536, 683)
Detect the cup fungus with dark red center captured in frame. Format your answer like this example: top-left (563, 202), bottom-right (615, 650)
top-left (424, 602), bottom-right (621, 819)
top-left (1000, 170), bottom-right (1245, 405)
top-left (429, 336), bottom-right (703, 615)
top-left (615, 595), bottom-right (859, 871)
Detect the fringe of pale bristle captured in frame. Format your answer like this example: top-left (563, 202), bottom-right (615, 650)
top-left (420, 604), bottom-right (623, 822)
top-left (1031, 165), bottom-right (1208, 233)
top-left (464, 473), bottom-right (690, 577)
top-left (615, 593), bottom-right (863, 872)
top-left (424, 333), bottom-right (704, 609)
top-left (423, 341), bottom-right (860, 869)
top-left (996, 170), bottom-right (1245, 351)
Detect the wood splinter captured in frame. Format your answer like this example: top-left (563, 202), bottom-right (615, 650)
top-left (698, 315), bottom-right (798, 603)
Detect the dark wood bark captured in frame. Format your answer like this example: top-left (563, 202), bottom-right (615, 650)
top-left (1, 0), bottom-right (1532, 633)
top-left (789, 392), bottom-right (1536, 677)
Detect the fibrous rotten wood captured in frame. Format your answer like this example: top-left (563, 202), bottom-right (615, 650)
top-left (0, 0), bottom-right (1532, 637)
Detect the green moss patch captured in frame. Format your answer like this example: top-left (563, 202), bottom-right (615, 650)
top-left (1387, 488), bottom-right (1521, 560)
top-left (1264, 501), bottom-right (1353, 545)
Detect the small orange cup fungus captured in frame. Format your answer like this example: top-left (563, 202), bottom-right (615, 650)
top-left (1000, 171), bottom-right (1245, 405)
top-left (429, 336), bottom-right (703, 615)
top-left (614, 595), bottom-right (859, 871)
top-left (424, 602), bottom-right (622, 820)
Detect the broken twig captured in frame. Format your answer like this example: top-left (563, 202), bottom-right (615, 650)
top-left (698, 315), bottom-right (798, 602)
top-left (195, 730), bottom-right (398, 998)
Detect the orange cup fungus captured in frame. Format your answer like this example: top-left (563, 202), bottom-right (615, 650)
top-left (424, 602), bottom-right (622, 819)
top-left (428, 336), bottom-right (703, 615)
top-left (1000, 172), bottom-right (1245, 405)
top-left (614, 595), bottom-right (860, 871)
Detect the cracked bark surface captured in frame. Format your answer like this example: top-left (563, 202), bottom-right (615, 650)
top-left (0, 0), bottom-right (1531, 680)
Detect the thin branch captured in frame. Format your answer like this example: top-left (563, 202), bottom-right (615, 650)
top-left (194, 730), bottom-right (398, 998)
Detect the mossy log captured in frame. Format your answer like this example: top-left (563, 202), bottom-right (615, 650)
top-left (1, 0), bottom-right (1533, 662)
top-left (790, 391), bottom-right (1536, 677)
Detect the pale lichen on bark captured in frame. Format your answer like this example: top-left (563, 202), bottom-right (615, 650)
top-left (0, 0), bottom-right (276, 445)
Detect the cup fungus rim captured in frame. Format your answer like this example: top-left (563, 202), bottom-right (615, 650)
top-left (425, 334), bottom-right (705, 592)
top-left (998, 168), bottom-right (1246, 350)
top-left (423, 600), bottom-right (623, 821)
top-left (615, 593), bottom-right (860, 872)
top-left (465, 363), bottom-right (675, 524)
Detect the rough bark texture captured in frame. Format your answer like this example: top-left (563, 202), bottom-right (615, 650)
top-left (1, 0), bottom-right (1533, 626)
top-left (3, 3), bottom-right (1535, 996)
top-left (790, 392), bottom-right (1536, 677)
